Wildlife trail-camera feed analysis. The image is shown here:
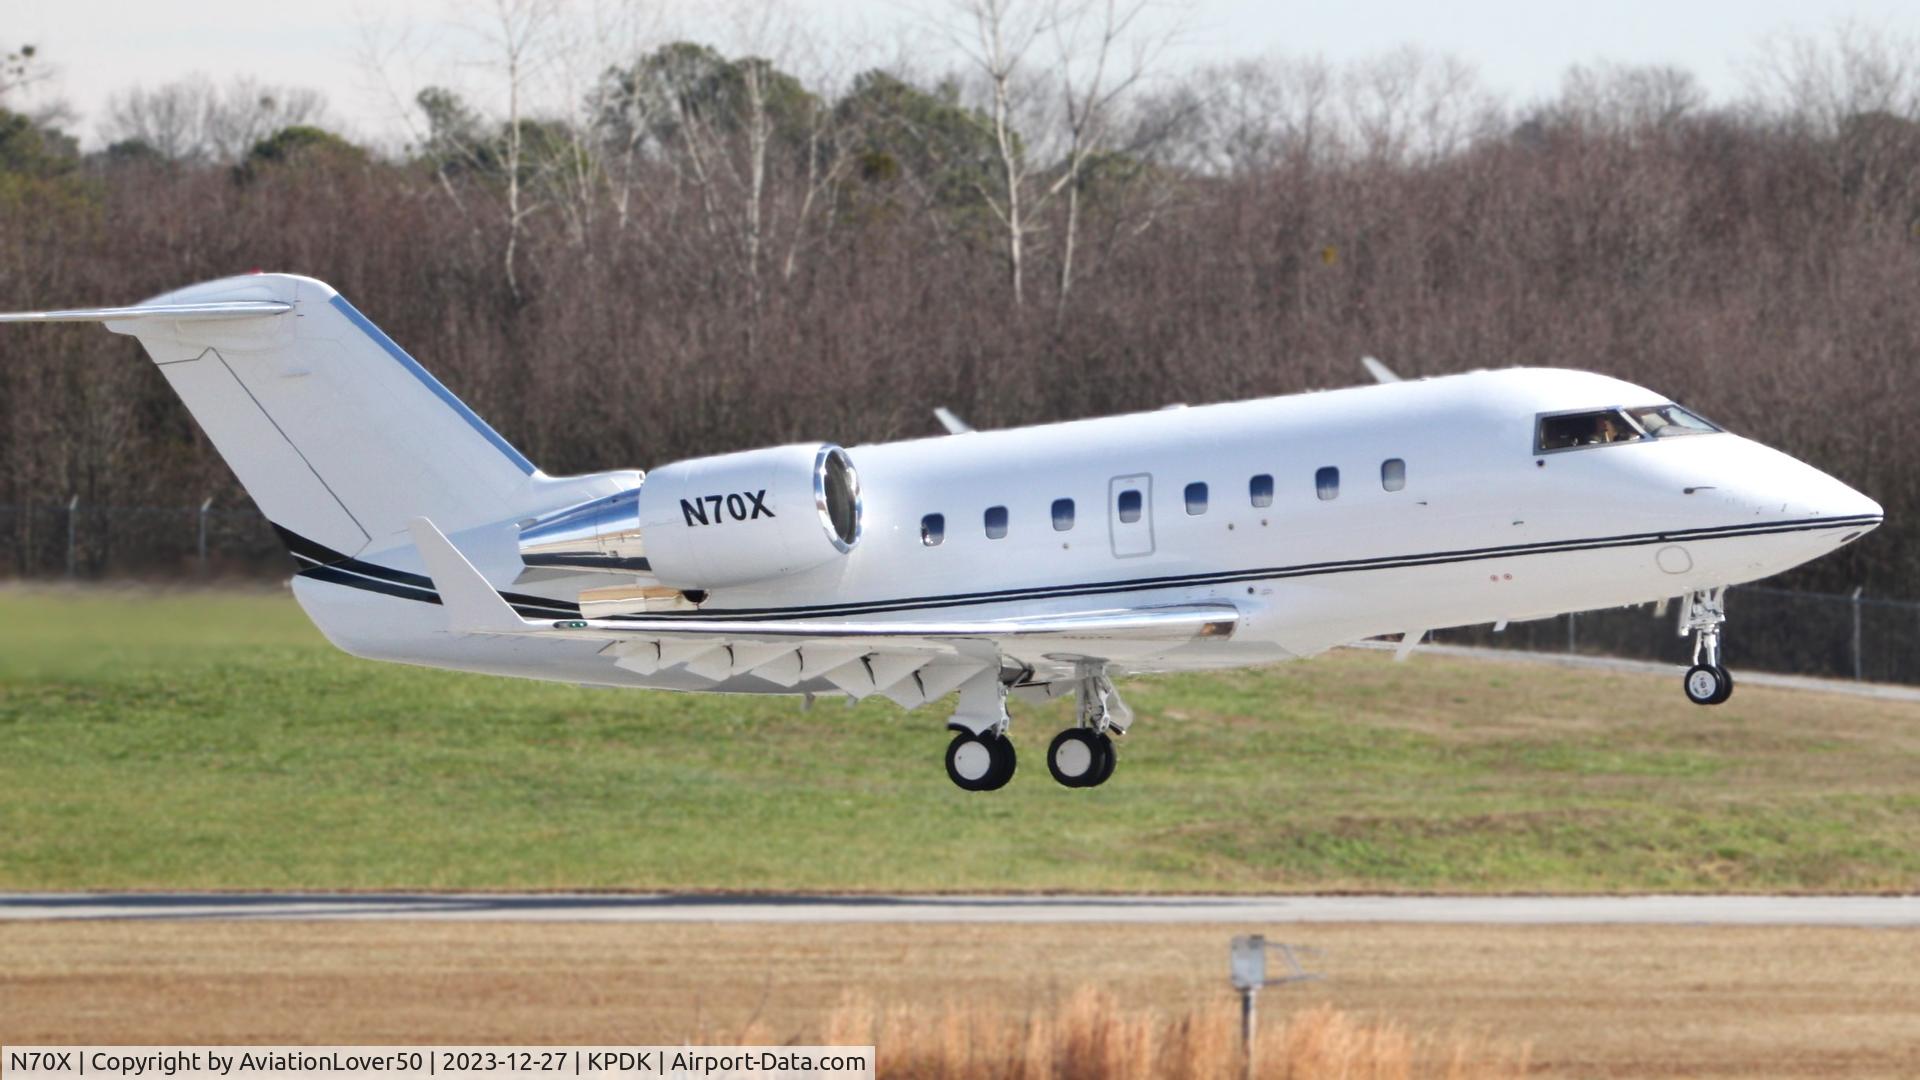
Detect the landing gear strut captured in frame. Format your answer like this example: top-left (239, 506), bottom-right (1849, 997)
top-left (1679, 587), bottom-right (1734, 706)
top-left (1046, 662), bottom-right (1128, 789)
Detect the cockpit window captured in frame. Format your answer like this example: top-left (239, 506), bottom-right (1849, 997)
top-left (1626, 404), bottom-right (1720, 439)
top-left (1536, 404), bottom-right (1722, 453)
top-left (1536, 409), bottom-right (1641, 452)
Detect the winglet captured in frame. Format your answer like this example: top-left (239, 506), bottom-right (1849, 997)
top-left (933, 406), bottom-right (974, 434)
top-left (1361, 356), bottom-right (1401, 384)
top-left (407, 517), bottom-right (532, 634)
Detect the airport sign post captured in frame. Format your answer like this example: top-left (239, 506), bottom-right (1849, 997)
top-left (1230, 935), bottom-right (1321, 1080)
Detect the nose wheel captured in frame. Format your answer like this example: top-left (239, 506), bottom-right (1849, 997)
top-left (1683, 663), bottom-right (1733, 705)
top-left (1679, 588), bottom-right (1734, 706)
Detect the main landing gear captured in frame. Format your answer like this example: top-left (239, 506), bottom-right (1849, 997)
top-left (942, 662), bottom-right (1130, 791)
top-left (943, 668), bottom-right (1018, 791)
top-left (1679, 587), bottom-right (1734, 706)
top-left (945, 729), bottom-right (1017, 792)
top-left (1045, 663), bottom-right (1129, 788)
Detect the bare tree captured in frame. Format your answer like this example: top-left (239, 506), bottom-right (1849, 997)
top-left (1557, 62), bottom-right (1705, 135)
top-left (101, 76), bottom-right (326, 163)
top-left (101, 77), bottom-right (215, 160)
top-left (205, 78), bottom-right (329, 162)
top-left (1748, 25), bottom-right (1920, 227)
top-left (493, 0), bottom-right (564, 301)
top-left (1045, 0), bottom-right (1176, 312)
top-left (1341, 47), bottom-right (1496, 164)
top-left (938, 0), bottom-right (1056, 306)
top-left (1748, 23), bottom-right (1920, 134)
top-left (1158, 56), bottom-right (1336, 175)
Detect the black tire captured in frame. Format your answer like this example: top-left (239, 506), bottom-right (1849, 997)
top-left (1709, 666), bottom-right (1734, 705)
top-left (1085, 733), bottom-right (1117, 788)
top-left (983, 732), bottom-right (1017, 790)
top-left (1683, 663), bottom-right (1727, 706)
top-left (946, 730), bottom-right (1017, 792)
top-left (1047, 729), bottom-right (1103, 788)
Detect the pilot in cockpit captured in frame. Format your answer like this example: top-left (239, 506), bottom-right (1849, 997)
top-left (1595, 414), bottom-right (1631, 443)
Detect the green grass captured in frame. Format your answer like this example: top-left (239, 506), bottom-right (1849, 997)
top-left (1, 587), bottom-right (1915, 892)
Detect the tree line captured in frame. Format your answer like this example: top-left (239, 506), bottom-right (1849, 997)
top-left (0, 13), bottom-right (1914, 595)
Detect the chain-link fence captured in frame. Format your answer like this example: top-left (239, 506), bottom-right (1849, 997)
top-left (1433, 585), bottom-right (1920, 686)
top-left (1, 501), bottom-right (288, 579)
top-left (4, 500), bottom-right (1916, 686)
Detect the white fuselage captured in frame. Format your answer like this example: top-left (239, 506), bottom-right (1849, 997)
top-left (291, 367), bottom-right (1882, 694)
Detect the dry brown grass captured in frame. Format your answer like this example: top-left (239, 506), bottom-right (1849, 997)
top-left (822, 988), bottom-right (1528, 1079)
top-left (5, 921), bottom-right (1915, 1077)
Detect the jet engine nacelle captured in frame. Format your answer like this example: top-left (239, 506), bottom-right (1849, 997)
top-left (517, 443), bottom-right (861, 591)
top-left (638, 443), bottom-right (861, 589)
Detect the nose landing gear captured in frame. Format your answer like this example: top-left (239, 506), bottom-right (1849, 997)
top-left (1679, 587), bottom-right (1734, 705)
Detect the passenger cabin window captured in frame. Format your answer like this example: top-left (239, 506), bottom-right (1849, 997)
top-left (920, 513), bottom-right (945, 547)
top-left (1249, 474), bottom-right (1274, 507)
top-left (1117, 489), bottom-right (1143, 523)
top-left (984, 505), bottom-right (1009, 539)
top-left (1052, 498), bottom-right (1075, 531)
top-left (1381, 458), bottom-right (1406, 492)
top-left (1315, 466), bottom-right (1340, 501)
top-left (1184, 482), bottom-right (1208, 515)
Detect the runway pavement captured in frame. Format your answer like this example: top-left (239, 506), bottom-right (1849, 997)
top-left (0, 893), bottom-right (1913, 926)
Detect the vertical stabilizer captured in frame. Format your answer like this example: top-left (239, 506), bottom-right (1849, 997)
top-left (5, 273), bottom-right (538, 559)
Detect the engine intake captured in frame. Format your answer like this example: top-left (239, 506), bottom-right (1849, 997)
top-left (516, 443), bottom-right (861, 591)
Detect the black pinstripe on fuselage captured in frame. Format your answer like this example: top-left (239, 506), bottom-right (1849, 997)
top-left (277, 514), bottom-right (1881, 623)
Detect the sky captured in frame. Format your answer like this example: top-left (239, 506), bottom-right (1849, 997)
top-left (10, 0), bottom-right (1920, 149)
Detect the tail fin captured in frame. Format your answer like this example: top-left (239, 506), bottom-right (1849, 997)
top-left (0, 274), bottom-right (536, 558)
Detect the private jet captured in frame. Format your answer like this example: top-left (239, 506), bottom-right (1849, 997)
top-left (0, 274), bottom-right (1884, 790)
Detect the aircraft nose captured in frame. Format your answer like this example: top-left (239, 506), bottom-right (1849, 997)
top-left (1800, 460), bottom-right (1883, 526)
top-left (1719, 438), bottom-right (1883, 526)
top-left (1834, 479), bottom-right (1884, 523)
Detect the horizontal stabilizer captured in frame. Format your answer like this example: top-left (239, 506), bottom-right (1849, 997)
top-left (0, 301), bottom-right (292, 323)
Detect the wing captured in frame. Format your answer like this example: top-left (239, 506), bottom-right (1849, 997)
top-left (408, 518), bottom-right (1236, 706)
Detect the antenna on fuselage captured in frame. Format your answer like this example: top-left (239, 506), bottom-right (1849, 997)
top-left (933, 406), bottom-right (975, 434)
top-left (1361, 356), bottom-right (1401, 384)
